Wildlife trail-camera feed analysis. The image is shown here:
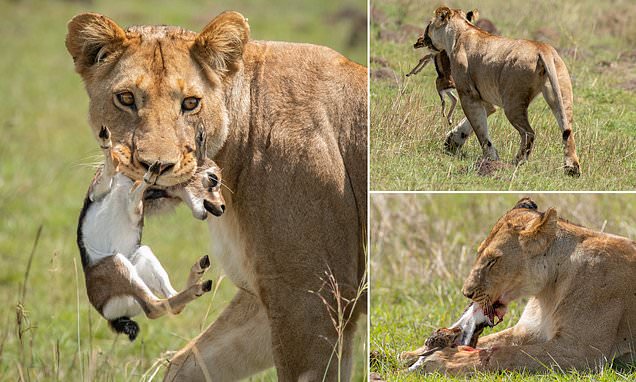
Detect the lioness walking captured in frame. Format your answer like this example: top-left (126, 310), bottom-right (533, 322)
top-left (425, 7), bottom-right (581, 176)
top-left (66, 10), bottom-right (366, 381)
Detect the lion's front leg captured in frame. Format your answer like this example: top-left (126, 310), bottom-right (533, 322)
top-left (478, 299), bottom-right (541, 348)
top-left (484, 339), bottom-right (607, 372)
top-left (420, 337), bottom-right (611, 375)
top-left (461, 98), bottom-right (499, 160)
top-left (163, 290), bottom-right (274, 382)
top-left (477, 325), bottom-right (535, 348)
top-left (443, 103), bottom-right (497, 155)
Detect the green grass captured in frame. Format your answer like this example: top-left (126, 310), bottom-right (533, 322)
top-left (370, 193), bottom-right (636, 381)
top-left (370, 0), bottom-right (636, 190)
top-left (0, 0), bottom-right (366, 380)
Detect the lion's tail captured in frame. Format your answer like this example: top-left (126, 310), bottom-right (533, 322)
top-left (539, 51), bottom-right (568, 132)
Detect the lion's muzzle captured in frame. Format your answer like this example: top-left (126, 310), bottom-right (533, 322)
top-left (113, 143), bottom-right (197, 187)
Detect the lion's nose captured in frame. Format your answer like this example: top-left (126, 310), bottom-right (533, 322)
top-left (462, 288), bottom-right (475, 299)
top-left (139, 159), bottom-right (175, 175)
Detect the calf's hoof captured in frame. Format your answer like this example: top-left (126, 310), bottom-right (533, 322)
top-left (564, 162), bottom-right (581, 177)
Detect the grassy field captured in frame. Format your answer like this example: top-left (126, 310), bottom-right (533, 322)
top-left (370, 0), bottom-right (636, 190)
top-left (370, 193), bottom-right (636, 381)
top-left (0, 0), bottom-right (366, 380)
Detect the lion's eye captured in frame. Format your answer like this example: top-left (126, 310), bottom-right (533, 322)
top-left (485, 257), bottom-right (498, 268)
top-left (182, 97), bottom-right (200, 112)
top-left (116, 92), bottom-right (135, 107)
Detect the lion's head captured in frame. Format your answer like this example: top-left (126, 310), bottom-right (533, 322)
top-left (462, 198), bottom-right (558, 322)
top-left (66, 11), bottom-right (250, 187)
top-left (423, 7), bottom-right (471, 53)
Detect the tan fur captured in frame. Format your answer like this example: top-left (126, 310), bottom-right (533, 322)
top-left (399, 327), bottom-right (461, 367)
top-left (407, 11), bottom-right (483, 125)
top-left (81, 127), bottom-right (215, 325)
top-left (85, 254), bottom-right (211, 319)
top-left (66, 11), bottom-right (367, 381)
top-left (418, 198), bottom-right (636, 374)
top-left (426, 7), bottom-right (581, 176)
top-left (406, 48), bottom-right (457, 125)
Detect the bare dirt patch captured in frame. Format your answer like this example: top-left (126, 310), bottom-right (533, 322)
top-left (596, 49), bottom-right (636, 92)
top-left (371, 56), bottom-right (390, 68)
top-left (371, 67), bottom-right (399, 84)
top-left (474, 159), bottom-right (513, 177)
top-left (597, 6), bottom-right (636, 43)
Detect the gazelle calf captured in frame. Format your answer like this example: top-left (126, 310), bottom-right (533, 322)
top-left (406, 38), bottom-right (458, 125)
top-left (76, 127), bottom-right (225, 341)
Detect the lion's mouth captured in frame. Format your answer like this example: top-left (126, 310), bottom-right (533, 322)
top-left (493, 300), bottom-right (507, 321)
top-left (484, 299), bottom-right (508, 324)
top-left (423, 24), bottom-right (441, 52)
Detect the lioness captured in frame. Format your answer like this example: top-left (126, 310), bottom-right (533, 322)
top-left (424, 7), bottom-right (581, 176)
top-left (66, 11), bottom-right (367, 381)
top-left (418, 197), bottom-right (636, 374)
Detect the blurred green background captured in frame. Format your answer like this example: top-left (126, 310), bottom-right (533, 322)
top-left (370, 193), bottom-right (636, 381)
top-left (0, 0), bottom-right (366, 380)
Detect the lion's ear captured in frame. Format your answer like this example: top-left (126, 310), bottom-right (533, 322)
top-left (66, 13), bottom-right (127, 75)
top-left (513, 197), bottom-right (538, 211)
top-left (434, 7), bottom-right (453, 22)
top-left (520, 208), bottom-right (558, 255)
top-left (524, 208), bottom-right (557, 236)
top-left (466, 9), bottom-right (479, 23)
top-left (193, 11), bottom-right (250, 76)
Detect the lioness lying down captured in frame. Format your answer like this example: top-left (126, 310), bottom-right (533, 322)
top-left (424, 7), bottom-right (581, 176)
top-left (418, 197), bottom-right (636, 374)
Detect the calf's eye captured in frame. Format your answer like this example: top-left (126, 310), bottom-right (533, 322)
top-left (207, 173), bottom-right (219, 188)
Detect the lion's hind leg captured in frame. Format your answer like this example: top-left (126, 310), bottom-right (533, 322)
top-left (503, 101), bottom-right (535, 165)
top-left (541, 84), bottom-right (580, 176)
top-left (540, 54), bottom-right (581, 176)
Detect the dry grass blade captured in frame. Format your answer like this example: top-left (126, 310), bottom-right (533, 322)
top-left (19, 225), bottom-right (42, 303)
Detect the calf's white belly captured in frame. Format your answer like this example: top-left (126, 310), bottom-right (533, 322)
top-left (102, 296), bottom-right (143, 320)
